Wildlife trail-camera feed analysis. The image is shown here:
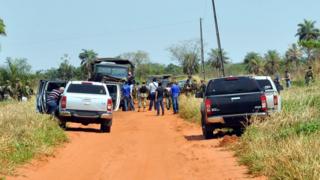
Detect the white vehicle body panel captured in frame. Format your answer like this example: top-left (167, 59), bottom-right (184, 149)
top-left (253, 76), bottom-right (281, 113)
top-left (60, 81), bottom-right (112, 114)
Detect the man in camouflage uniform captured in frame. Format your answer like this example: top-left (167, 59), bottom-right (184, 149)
top-left (3, 80), bottom-right (13, 100)
top-left (0, 85), bottom-right (4, 101)
top-left (15, 80), bottom-right (24, 101)
top-left (199, 80), bottom-right (207, 97)
top-left (305, 66), bottom-right (314, 86)
top-left (184, 75), bottom-right (193, 96)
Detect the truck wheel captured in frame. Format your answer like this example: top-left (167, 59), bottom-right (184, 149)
top-left (101, 120), bottom-right (111, 133)
top-left (201, 115), bottom-right (215, 139)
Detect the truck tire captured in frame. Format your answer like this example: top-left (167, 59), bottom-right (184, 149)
top-left (201, 114), bottom-right (215, 139)
top-left (101, 120), bottom-right (111, 133)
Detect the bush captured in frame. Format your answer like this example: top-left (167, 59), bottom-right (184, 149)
top-left (234, 83), bottom-right (320, 179)
top-left (0, 99), bottom-right (67, 174)
top-left (179, 95), bottom-right (202, 124)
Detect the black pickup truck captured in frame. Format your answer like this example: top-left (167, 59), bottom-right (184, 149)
top-left (198, 76), bottom-right (268, 139)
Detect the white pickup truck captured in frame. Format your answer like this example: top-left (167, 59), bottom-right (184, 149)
top-left (58, 81), bottom-right (113, 132)
top-left (253, 76), bottom-right (281, 113)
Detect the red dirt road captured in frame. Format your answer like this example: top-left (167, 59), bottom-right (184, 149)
top-left (11, 111), bottom-right (263, 180)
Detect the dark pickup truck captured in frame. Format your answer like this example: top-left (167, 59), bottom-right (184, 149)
top-left (199, 76), bottom-right (268, 139)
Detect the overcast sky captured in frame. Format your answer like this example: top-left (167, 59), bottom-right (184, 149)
top-left (0, 0), bottom-right (319, 70)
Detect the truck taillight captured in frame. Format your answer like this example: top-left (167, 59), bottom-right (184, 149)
top-left (274, 95), bottom-right (278, 106)
top-left (61, 96), bottom-right (67, 109)
top-left (107, 99), bottom-right (113, 112)
top-left (205, 99), bottom-right (213, 116)
top-left (260, 95), bottom-right (267, 111)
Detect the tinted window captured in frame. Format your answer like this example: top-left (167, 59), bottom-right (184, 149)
top-left (95, 65), bottom-right (128, 79)
top-left (206, 78), bottom-right (261, 96)
top-left (257, 80), bottom-right (273, 91)
top-left (67, 84), bottom-right (106, 95)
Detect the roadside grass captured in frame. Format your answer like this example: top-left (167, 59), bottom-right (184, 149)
top-left (179, 95), bottom-right (201, 124)
top-left (0, 98), bottom-right (67, 175)
top-left (234, 83), bottom-right (320, 179)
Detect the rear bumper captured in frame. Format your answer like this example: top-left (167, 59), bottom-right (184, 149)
top-left (207, 112), bottom-right (267, 124)
top-left (59, 110), bottom-right (113, 120)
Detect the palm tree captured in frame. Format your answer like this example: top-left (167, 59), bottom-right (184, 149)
top-left (243, 52), bottom-right (264, 75)
top-left (182, 53), bottom-right (199, 76)
top-left (207, 48), bottom-right (229, 74)
top-left (296, 20), bottom-right (320, 41)
top-left (264, 50), bottom-right (282, 75)
top-left (296, 20), bottom-right (320, 61)
top-left (285, 44), bottom-right (302, 70)
top-left (0, 18), bottom-right (6, 36)
top-left (79, 49), bottom-right (98, 79)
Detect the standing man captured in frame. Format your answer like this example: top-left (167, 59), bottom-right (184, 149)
top-left (148, 78), bottom-right (158, 111)
top-left (46, 87), bottom-right (64, 115)
top-left (138, 82), bottom-right (148, 112)
top-left (305, 66), bottom-right (314, 86)
top-left (3, 80), bottom-right (13, 100)
top-left (184, 75), bottom-right (192, 96)
top-left (199, 80), bottom-right (207, 97)
top-left (128, 81), bottom-right (135, 111)
top-left (284, 70), bottom-right (291, 88)
top-left (155, 82), bottom-right (165, 116)
top-left (171, 81), bottom-right (181, 114)
top-left (122, 82), bottom-right (131, 111)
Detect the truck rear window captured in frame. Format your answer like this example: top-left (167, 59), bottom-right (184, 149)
top-left (256, 80), bottom-right (273, 91)
top-left (67, 84), bottom-right (106, 95)
top-left (206, 78), bottom-right (261, 96)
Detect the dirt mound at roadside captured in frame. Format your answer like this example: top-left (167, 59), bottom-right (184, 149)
top-left (219, 135), bottom-right (239, 147)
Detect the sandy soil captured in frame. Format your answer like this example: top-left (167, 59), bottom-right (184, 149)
top-left (9, 110), bottom-right (264, 180)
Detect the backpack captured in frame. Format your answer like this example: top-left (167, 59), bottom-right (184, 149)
top-left (140, 85), bottom-right (147, 93)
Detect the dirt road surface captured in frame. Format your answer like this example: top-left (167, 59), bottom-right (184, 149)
top-left (11, 111), bottom-right (264, 180)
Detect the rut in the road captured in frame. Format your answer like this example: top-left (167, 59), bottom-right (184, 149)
top-left (11, 111), bottom-right (264, 180)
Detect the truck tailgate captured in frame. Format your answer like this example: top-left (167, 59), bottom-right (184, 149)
top-left (66, 93), bottom-right (107, 112)
top-left (208, 92), bottom-right (263, 116)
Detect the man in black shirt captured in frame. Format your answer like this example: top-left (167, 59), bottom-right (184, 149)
top-left (155, 82), bottom-right (165, 116)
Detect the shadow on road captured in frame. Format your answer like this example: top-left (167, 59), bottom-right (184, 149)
top-left (184, 135), bottom-right (205, 141)
top-left (66, 127), bottom-right (101, 133)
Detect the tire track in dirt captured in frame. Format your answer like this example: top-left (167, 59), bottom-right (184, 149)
top-left (9, 110), bottom-right (264, 180)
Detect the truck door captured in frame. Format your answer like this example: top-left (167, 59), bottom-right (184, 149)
top-left (106, 84), bottom-right (121, 111)
top-left (36, 81), bottom-right (67, 113)
top-left (36, 80), bottom-right (48, 113)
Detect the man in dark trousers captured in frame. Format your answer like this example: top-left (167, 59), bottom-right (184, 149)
top-left (148, 78), bottom-right (158, 111)
top-left (155, 82), bottom-right (165, 116)
top-left (171, 81), bottom-right (181, 114)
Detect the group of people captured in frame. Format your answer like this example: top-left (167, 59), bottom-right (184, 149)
top-left (273, 66), bottom-right (315, 92)
top-left (0, 80), bottom-right (33, 101)
top-left (121, 78), bottom-right (181, 116)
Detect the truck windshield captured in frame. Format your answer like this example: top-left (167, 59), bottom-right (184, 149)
top-left (67, 84), bottom-right (106, 95)
top-left (206, 78), bottom-right (261, 96)
top-left (95, 65), bottom-right (128, 79)
top-left (256, 79), bottom-right (273, 91)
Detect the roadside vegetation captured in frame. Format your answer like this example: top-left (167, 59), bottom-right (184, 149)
top-left (179, 95), bottom-right (201, 124)
top-left (235, 81), bottom-right (320, 179)
top-left (0, 99), bottom-right (67, 175)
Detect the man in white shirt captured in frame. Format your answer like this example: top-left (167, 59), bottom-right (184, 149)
top-left (148, 78), bottom-right (158, 111)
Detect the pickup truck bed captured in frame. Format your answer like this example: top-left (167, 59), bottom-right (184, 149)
top-left (201, 76), bottom-right (267, 139)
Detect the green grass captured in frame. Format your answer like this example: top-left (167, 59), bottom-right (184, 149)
top-left (0, 99), bottom-right (67, 175)
top-left (234, 83), bottom-right (320, 180)
top-left (179, 95), bottom-right (202, 124)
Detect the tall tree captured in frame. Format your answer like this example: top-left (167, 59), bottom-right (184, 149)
top-left (119, 50), bottom-right (151, 79)
top-left (264, 50), bottom-right (282, 75)
top-left (0, 18), bottom-right (6, 36)
top-left (296, 20), bottom-right (320, 61)
top-left (57, 54), bottom-right (76, 80)
top-left (207, 48), bottom-right (229, 73)
top-left (285, 44), bottom-right (302, 69)
top-left (243, 52), bottom-right (264, 75)
top-left (168, 40), bottom-right (200, 76)
top-left (0, 57), bottom-right (32, 84)
top-left (296, 20), bottom-right (320, 41)
top-left (79, 49), bottom-right (98, 79)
